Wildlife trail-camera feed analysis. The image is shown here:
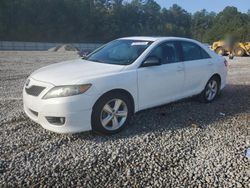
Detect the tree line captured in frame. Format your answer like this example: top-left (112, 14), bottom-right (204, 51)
top-left (0, 0), bottom-right (250, 44)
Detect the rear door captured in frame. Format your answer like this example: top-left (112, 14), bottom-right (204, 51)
top-left (180, 41), bottom-right (214, 96)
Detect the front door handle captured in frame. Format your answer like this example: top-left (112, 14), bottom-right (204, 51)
top-left (208, 62), bottom-right (213, 65)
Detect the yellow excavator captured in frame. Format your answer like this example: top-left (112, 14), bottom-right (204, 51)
top-left (210, 41), bottom-right (250, 57)
top-left (234, 42), bottom-right (250, 56)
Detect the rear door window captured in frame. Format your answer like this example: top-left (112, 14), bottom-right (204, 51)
top-left (181, 41), bottom-right (211, 61)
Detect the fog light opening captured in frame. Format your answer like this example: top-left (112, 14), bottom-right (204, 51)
top-left (46, 116), bottom-right (65, 125)
top-left (59, 117), bottom-right (65, 124)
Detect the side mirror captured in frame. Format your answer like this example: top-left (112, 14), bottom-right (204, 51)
top-left (142, 56), bottom-right (161, 67)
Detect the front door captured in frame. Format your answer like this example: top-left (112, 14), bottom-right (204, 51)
top-left (137, 41), bottom-right (185, 110)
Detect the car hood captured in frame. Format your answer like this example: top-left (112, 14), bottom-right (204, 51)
top-left (31, 59), bottom-right (125, 85)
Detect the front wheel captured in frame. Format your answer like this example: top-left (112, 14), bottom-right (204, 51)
top-left (91, 92), bottom-right (133, 134)
top-left (199, 77), bottom-right (220, 103)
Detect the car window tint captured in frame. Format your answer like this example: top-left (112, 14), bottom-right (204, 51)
top-left (148, 42), bottom-right (180, 64)
top-left (87, 40), bottom-right (152, 65)
top-left (200, 47), bottom-right (211, 59)
top-left (181, 41), bottom-right (203, 61)
top-left (181, 42), bottom-right (211, 60)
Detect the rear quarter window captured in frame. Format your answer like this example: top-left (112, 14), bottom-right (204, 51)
top-left (200, 47), bottom-right (211, 59)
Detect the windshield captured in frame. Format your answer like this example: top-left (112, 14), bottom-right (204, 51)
top-left (86, 39), bottom-right (152, 65)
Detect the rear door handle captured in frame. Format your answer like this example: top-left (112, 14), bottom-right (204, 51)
top-left (208, 62), bottom-right (213, 65)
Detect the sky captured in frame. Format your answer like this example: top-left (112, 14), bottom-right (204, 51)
top-left (155, 0), bottom-right (250, 13)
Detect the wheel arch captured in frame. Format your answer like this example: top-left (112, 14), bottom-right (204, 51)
top-left (93, 88), bottom-right (135, 114)
top-left (199, 73), bottom-right (222, 103)
top-left (211, 73), bottom-right (221, 83)
top-left (209, 73), bottom-right (221, 90)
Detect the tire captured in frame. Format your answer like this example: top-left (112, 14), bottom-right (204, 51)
top-left (91, 91), bottom-right (133, 134)
top-left (199, 76), bottom-right (220, 103)
top-left (215, 47), bottom-right (225, 56)
top-left (229, 53), bottom-right (234, 59)
top-left (234, 48), bottom-right (245, 57)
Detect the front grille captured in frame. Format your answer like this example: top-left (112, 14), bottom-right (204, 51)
top-left (25, 85), bottom-right (45, 96)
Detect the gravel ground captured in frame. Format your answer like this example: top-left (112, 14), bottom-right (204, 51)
top-left (0, 51), bottom-right (250, 187)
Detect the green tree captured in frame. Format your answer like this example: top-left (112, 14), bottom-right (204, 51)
top-left (0, 1), bottom-right (250, 43)
top-left (161, 4), bottom-right (192, 37)
top-left (204, 7), bottom-right (249, 43)
top-left (191, 10), bottom-right (216, 42)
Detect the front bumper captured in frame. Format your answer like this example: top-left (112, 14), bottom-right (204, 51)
top-left (23, 78), bottom-right (95, 133)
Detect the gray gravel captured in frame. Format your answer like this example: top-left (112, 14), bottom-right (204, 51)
top-left (0, 51), bottom-right (250, 187)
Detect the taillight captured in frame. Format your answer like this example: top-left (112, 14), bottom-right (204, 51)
top-left (224, 60), bottom-right (228, 67)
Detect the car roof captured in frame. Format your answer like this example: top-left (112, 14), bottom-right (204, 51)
top-left (120, 36), bottom-right (198, 43)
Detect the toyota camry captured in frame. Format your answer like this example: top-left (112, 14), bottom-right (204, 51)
top-left (23, 37), bottom-right (227, 134)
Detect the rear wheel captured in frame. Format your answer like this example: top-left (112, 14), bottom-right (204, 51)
top-left (234, 47), bottom-right (245, 57)
top-left (215, 47), bottom-right (225, 56)
top-left (91, 92), bottom-right (133, 134)
top-left (199, 77), bottom-right (220, 103)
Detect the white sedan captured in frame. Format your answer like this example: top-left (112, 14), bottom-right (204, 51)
top-left (23, 37), bottom-right (227, 134)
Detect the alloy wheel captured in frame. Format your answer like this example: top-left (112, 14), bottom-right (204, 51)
top-left (100, 99), bottom-right (128, 131)
top-left (205, 80), bottom-right (218, 101)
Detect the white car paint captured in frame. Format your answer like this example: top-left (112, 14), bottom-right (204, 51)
top-left (23, 37), bottom-right (227, 133)
top-left (31, 59), bottom-right (126, 85)
top-left (137, 61), bottom-right (185, 109)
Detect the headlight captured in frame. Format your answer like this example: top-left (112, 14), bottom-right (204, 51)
top-left (43, 84), bottom-right (92, 99)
